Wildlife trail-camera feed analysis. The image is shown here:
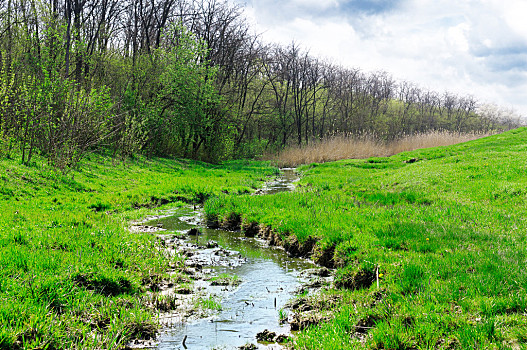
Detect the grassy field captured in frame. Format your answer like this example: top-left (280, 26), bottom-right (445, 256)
top-left (206, 127), bottom-right (527, 349)
top-left (0, 153), bottom-right (276, 349)
top-left (3, 128), bottom-right (527, 349)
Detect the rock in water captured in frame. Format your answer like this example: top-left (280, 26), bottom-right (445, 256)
top-left (256, 329), bottom-right (276, 342)
top-left (238, 344), bottom-right (257, 350)
top-left (206, 240), bottom-right (218, 248)
top-left (187, 228), bottom-right (200, 236)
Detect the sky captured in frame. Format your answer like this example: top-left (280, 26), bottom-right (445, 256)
top-left (231, 0), bottom-right (527, 119)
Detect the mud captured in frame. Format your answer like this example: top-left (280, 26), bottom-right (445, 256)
top-left (212, 220), bottom-right (336, 269)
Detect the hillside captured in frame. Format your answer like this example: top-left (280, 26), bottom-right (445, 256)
top-left (206, 127), bottom-right (527, 349)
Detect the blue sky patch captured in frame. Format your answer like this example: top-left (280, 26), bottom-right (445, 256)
top-left (338, 0), bottom-right (400, 15)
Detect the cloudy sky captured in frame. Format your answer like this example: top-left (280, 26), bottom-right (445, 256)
top-left (231, 0), bottom-right (527, 118)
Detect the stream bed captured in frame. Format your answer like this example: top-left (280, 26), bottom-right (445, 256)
top-left (142, 169), bottom-right (322, 350)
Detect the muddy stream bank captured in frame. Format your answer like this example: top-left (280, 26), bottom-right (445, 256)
top-left (131, 169), bottom-right (332, 350)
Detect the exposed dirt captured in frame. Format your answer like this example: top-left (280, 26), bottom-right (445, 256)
top-left (129, 224), bottom-right (166, 233)
top-left (241, 221), bottom-right (260, 237)
top-left (125, 339), bottom-right (158, 349)
top-left (238, 344), bottom-right (258, 350)
top-left (284, 292), bottom-right (342, 333)
top-left (129, 211), bottom-right (179, 233)
top-left (210, 217), bottom-right (337, 269)
top-left (335, 267), bottom-right (376, 290)
top-left (256, 329), bottom-right (277, 342)
top-left (288, 311), bottom-right (331, 331)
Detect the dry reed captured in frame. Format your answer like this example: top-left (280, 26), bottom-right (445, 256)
top-left (269, 131), bottom-right (492, 167)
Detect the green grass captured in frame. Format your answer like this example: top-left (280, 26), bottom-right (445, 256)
top-left (0, 152), bottom-right (276, 349)
top-left (205, 127), bottom-right (527, 349)
top-left (197, 295), bottom-right (223, 311)
top-left (4, 128), bottom-right (527, 349)
top-left (210, 273), bottom-right (241, 286)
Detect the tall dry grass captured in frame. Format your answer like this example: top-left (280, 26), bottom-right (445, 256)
top-left (268, 131), bottom-right (492, 167)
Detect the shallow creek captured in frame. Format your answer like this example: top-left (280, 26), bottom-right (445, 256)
top-left (145, 169), bottom-right (318, 350)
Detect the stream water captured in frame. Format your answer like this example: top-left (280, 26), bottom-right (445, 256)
top-left (146, 169), bottom-right (316, 350)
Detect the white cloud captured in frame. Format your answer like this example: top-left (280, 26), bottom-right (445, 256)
top-left (491, 0), bottom-right (527, 39)
top-left (235, 0), bottom-right (527, 117)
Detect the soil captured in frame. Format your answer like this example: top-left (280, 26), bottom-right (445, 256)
top-left (210, 216), bottom-right (337, 269)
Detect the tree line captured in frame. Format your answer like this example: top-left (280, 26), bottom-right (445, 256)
top-left (0, 0), bottom-right (522, 170)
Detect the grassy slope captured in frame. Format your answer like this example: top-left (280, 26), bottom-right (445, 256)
top-left (0, 154), bottom-right (276, 349)
top-left (206, 127), bottom-right (527, 349)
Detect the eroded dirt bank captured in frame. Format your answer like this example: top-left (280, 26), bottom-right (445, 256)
top-left (127, 170), bottom-right (336, 350)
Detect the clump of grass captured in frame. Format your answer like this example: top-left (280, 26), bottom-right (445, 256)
top-left (334, 264), bottom-right (376, 290)
top-left (198, 296), bottom-right (222, 311)
top-left (210, 273), bottom-right (241, 286)
top-left (271, 130), bottom-right (492, 167)
top-left (278, 309), bottom-right (289, 324)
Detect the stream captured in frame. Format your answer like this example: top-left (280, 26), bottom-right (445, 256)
top-left (143, 169), bottom-right (319, 350)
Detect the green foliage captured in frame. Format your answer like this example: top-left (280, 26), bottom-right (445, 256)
top-left (155, 23), bottom-right (228, 160)
top-left (278, 308), bottom-right (288, 323)
top-left (398, 264), bottom-right (425, 295)
top-left (0, 18), bottom-right (114, 171)
top-left (198, 295), bottom-right (222, 311)
top-left (0, 0), bottom-right (519, 169)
